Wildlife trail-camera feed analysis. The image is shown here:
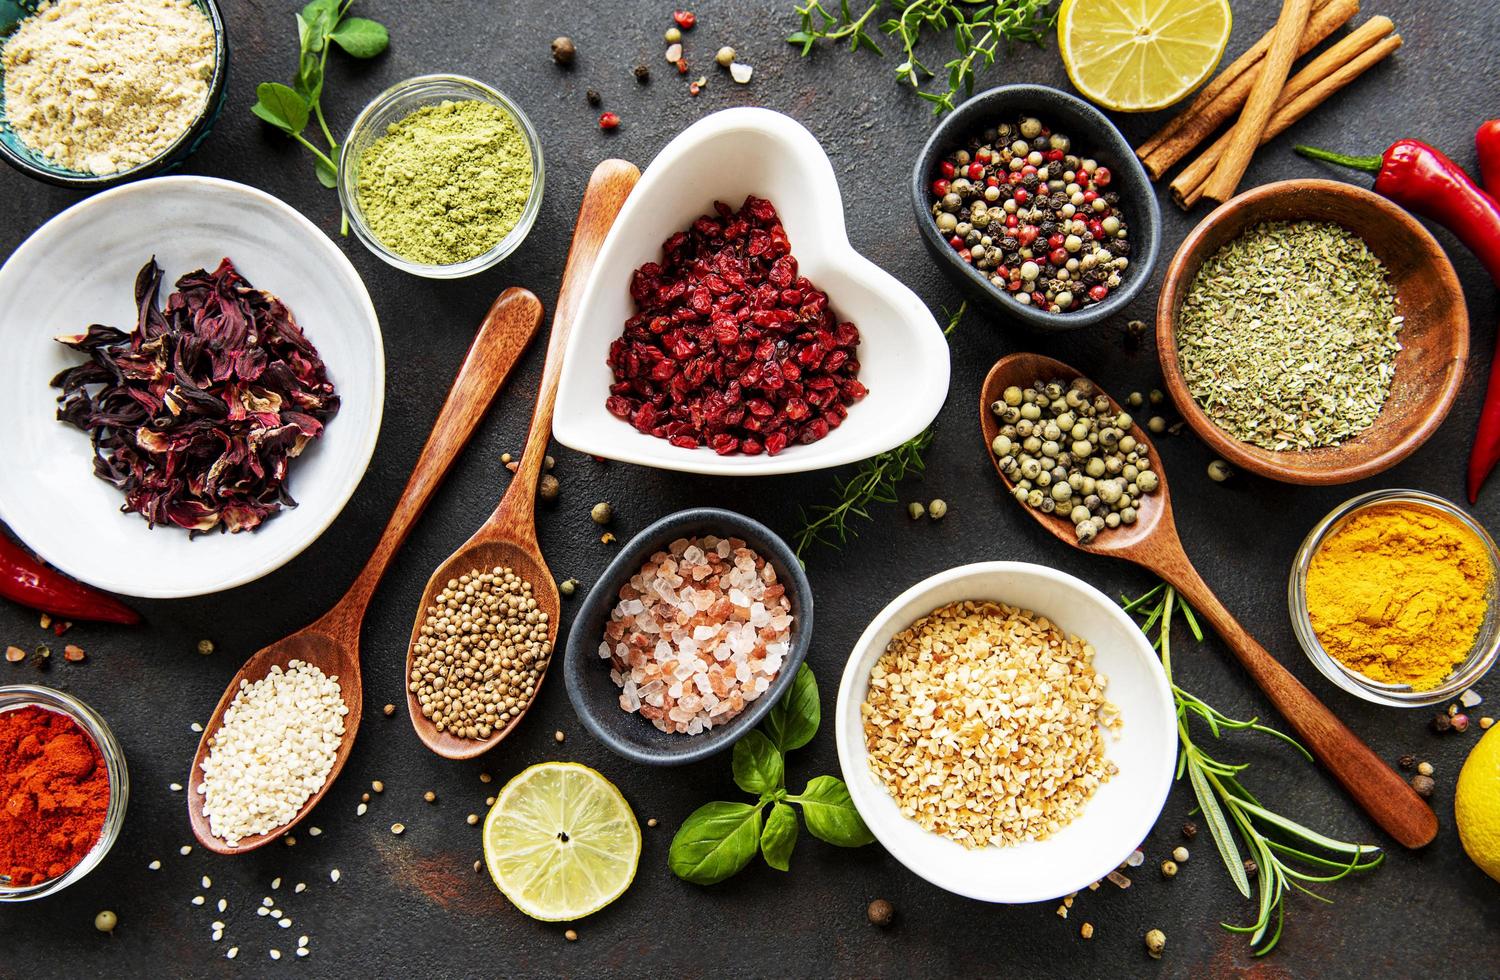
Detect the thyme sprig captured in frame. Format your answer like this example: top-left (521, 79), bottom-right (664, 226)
top-left (1125, 584), bottom-right (1384, 956)
top-left (788, 0), bottom-right (1059, 114)
top-left (793, 303), bottom-right (963, 558)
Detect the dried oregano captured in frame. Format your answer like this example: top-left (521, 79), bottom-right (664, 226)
top-left (1176, 220), bottom-right (1402, 451)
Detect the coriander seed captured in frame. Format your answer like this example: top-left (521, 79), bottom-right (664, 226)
top-left (466, 814), bottom-right (479, 826)
top-left (1182, 820), bottom-right (1198, 838)
top-left (1145, 929), bottom-right (1166, 959)
top-left (1160, 860), bottom-right (1178, 878)
top-left (539, 474), bottom-right (561, 503)
top-left (372, 780), bottom-right (384, 793)
top-left (590, 501), bottom-right (613, 524)
top-left (424, 791), bottom-right (436, 804)
top-left (565, 929), bottom-right (579, 942)
top-left (1207, 459), bottom-right (1233, 482)
top-left (716, 46), bottom-right (736, 67)
top-left (383, 704), bottom-right (395, 717)
top-left (95, 910), bottom-right (118, 933)
top-left (196, 639), bottom-right (215, 655)
top-left (928, 499), bottom-right (948, 520)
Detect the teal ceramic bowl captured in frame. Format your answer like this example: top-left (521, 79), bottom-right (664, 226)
top-left (0, 0), bottom-right (227, 188)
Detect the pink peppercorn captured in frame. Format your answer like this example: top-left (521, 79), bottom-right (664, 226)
top-left (599, 112), bottom-right (620, 130)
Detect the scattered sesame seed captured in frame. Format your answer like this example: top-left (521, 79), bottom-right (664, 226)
top-left (226, 948), bottom-right (238, 960)
top-left (330, 869), bottom-right (341, 883)
top-left (647, 818), bottom-right (658, 828)
top-left (272, 877), bottom-right (281, 890)
top-left (212, 931), bottom-right (223, 943)
top-left (356, 803), bottom-right (368, 816)
top-left (308, 827), bottom-right (322, 837)
top-left (279, 919), bottom-right (291, 929)
top-left (257, 908), bottom-right (269, 918)
top-left (180, 845), bottom-right (193, 856)
top-left (191, 722), bottom-right (204, 733)
top-left (218, 899), bottom-right (227, 913)
top-left (148, 860), bottom-right (161, 870)
top-left (294, 883), bottom-right (306, 894)
top-left (263, 897), bottom-right (274, 907)
top-left (270, 950), bottom-right (281, 961)
top-left (269, 909), bottom-right (281, 918)
top-left (372, 780), bottom-right (384, 793)
top-left (473, 860), bottom-right (482, 873)
top-left (192, 896), bottom-right (205, 906)
top-left (202, 875), bottom-right (212, 889)
top-left (296, 948), bottom-right (310, 958)
top-left (170, 783), bottom-right (183, 792)
top-left (212, 921), bottom-right (225, 931)
top-left (391, 823), bottom-right (405, 835)
top-left (299, 936), bottom-right (309, 948)
top-left (554, 730), bottom-right (565, 743)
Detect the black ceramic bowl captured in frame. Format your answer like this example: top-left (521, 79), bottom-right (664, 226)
top-left (911, 84), bottom-right (1161, 332)
top-left (564, 507), bottom-right (814, 766)
top-left (0, 0), bottom-right (228, 189)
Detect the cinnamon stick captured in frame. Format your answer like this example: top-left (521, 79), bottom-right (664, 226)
top-left (1170, 25), bottom-right (1402, 208)
top-left (1201, 0), bottom-right (1315, 204)
top-left (1137, 0), bottom-right (1359, 179)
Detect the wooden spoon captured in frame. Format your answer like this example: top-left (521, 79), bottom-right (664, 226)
top-left (404, 158), bottom-right (642, 760)
top-left (979, 353), bottom-right (1438, 850)
top-left (187, 287), bottom-right (545, 854)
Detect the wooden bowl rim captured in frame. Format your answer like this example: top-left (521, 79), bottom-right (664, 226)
top-left (1155, 178), bottom-right (1469, 486)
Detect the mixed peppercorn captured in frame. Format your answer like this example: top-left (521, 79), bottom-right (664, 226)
top-left (930, 116), bottom-right (1131, 313)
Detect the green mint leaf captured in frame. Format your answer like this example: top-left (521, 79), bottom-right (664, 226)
top-left (315, 151), bottom-right (338, 188)
top-left (731, 730), bottom-right (784, 797)
top-left (330, 17), bottom-right (389, 58)
top-left (763, 662), bottom-right (819, 753)
top-left (668, 801), bottom-right (762, 885)
top-left (760, 801), bottom-right (799, 872)
top-left (790, 775), bottom-right (873, 847)
top-left (250, 82), bottom-right (310, 136)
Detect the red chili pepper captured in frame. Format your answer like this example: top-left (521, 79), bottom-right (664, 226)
top-left (0, 527), bottom-right (141, 624)
top-left (1477, 119), bottom-right (1500, 192)
top-left (1298, 139), bottom-right (1500, 500)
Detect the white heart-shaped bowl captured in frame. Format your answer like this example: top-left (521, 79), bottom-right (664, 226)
top-left (0, 176), bottom-right (384, 598)
top-left (553, 108), bottom-right (950, 476)
top-left (835, 562), bottom-right (1177, 905)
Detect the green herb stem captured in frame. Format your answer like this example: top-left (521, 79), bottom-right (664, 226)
top-left (1293, 145), bottom-right (1384, 174)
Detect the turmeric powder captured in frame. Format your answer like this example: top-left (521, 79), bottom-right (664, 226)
top-left (1306, 503), bottom-right (1493, 691)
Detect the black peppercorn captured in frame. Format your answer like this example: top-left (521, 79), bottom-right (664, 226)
top-left (633, 64), bottom-right (650, 83)
top-left (585, 89), bottom-right (601, 107)
top-left (1398, 754), bottom-right (1417, 769)
top-left (1431, 712), bottom-right (1453, 734)
top-left (1039, 220), bottom-right (1057, 236)
top-left (1021, 173), bottom-right (1039, 189)
top-left (550, 36), bottom-right (577, 66)
top-left (867, 899), bottom-right (895, 927)
top-left (1000, 236), bottom-right (1019, 253)
top-left (1182, 821), bottom-right (1198, 839)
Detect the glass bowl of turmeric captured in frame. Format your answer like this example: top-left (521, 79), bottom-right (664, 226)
top-left (0, 686), bottom-right (129, 902)
top-left (1288, 489), bottom-right (1500, 708)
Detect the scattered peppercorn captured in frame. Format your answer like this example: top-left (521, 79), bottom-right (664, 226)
top-left (590, 502), bottom-right (613, 525)
top-left (560, 578), bottom-right (578, 597)
top-left (383, 703), bottom-right (395, 717)
top-left (1432, 712), bottom-right (1453, 734)
top-left (565, 929), bottom-right (579, 942)
top-left (1145, 928), bottom-right (1166, 959)
top-left (1149, 389), bottom-right (1164, 406)
top-left (866, 898), bottom-right (895, 927)
top-left (539, 474), bottom-right (561, 504)
top-left (466, 813), bottom-right (479, 826)
top-left (1452, 713), bottom-right (1471, 733)
top-left (664, 26), bottom-right (681, 43)
top-left (196, 638), bottom-right (214, 655)
top-left (599, 111), bottom-right (620, 130)
top-left (1126, 391), bottom-right (1144, 408)
top-left (908, 501), bottom-right (926, 520)
top-left (1181, 820), bottom-right (1197, 838)
top-left (1160, 860), bottom-right (1178, 878)
top-left (634, 64), bottom-right (650, 83)
top-left (585, 89), bottom-right (601, 107)
top-left (1172, 846), bottom-right (1189, 863)
top-left (1147, 416), bottom-right (1167, 434)
top-left (716, 46), bottom-right (736, 67)
top-left (1126, 319), bottom-right (1147, 342)
top-left (673, 9), bottom-right (696, 29)
top-left (1207, 460), bottom-right (1232, 482)
top-left (1417, 760), bottom-right (1435, 776)
top-left (94, 910), bottom-right (118, 934)
top-left (1411, 773), bottom-right (1435, 797)
top-left (928, 499), bottom-right (948, 520)
top-left (550, 37), bottom-right (576, 66)
top-left (1398, 753), bottom-right (1416, 769)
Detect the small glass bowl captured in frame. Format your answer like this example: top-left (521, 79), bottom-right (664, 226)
top-left (1288, 489), bottom-right (1500, 707)
top-left (337, 74), bottom-right (545, 279)
top-left (0, 686), bottom-right (129, 901)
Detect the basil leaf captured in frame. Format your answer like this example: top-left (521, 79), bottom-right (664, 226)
top-left (731, 730), bottom-right (783, 797)
top-left (330, 17), bottom-right (389, 58)
top-left (790, 776), bottom-right (874, 847)
top-left (250, 83), bottom-right (310, 136)
top-left (760, 801), bottom-right (799, 872)
top-left (763, 662), bottom-right (819, 753)
top-left (668, 801), bottom-right (762, 885)
top-left (315, 152), bottom-right (338, 189)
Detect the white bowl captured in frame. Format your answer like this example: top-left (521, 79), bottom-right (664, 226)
top-left (553, 108), bottom-right (950, 476)
top-left (835, 562), bottom-right (1177, 905)
top-left (0, 176), bottom-right (384, 598)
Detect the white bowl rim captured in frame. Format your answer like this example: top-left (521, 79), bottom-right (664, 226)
top-left (553, 106), bottom-right (951, 476)
top-left (834, 560), bottom-right (1178, 904)
top-left (0, 174), bottom-right (385, 598)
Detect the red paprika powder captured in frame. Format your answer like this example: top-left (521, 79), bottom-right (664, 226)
top-left (0, 705), bottom-right (110, 887)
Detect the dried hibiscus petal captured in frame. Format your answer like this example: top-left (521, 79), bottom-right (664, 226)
top-left (51, 257), bottom-right (340, 536)
top-left (605, 196), bottom-right (866, 455)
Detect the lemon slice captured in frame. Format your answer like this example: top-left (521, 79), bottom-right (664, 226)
top-left (483, 762), bottom-right (641, 921)
top-left (1457, 725), bottom-right (1500, 884)
top-left (1059, 0), bottom-right (1232, 112)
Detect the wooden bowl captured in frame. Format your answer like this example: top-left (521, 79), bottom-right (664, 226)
top-left (1156, 179), bottom-right (1468, 485)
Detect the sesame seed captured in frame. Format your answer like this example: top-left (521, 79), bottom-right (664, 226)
top-left (170, 783), bottom-right (183, 792)
top-left (201, 876), bottom-right (212, 889)
top-left (180, 845), bottom-right (193, 856)
top-left (279, 919), bottom-right (291, 929)
top-left (270, 950), bottom-right (281, 961)
top-left (298, 936), bottom-right (309, 948)
top-left (191, 896), bottom-right (205, 906)
top-left (191, 722), bottom-right (204, 733)
top-left (226, 948), bottom-right (238, 960)
top-left (262, 897), bottom-right (273, 907)
top-left (217, 899), bottom-right (227, 913)
top-left (257, 908), bottom-right (269, 917)
top-left (330, 868), bottom-right (341, 883)
top-left (356, 803), bottom-right (367, 816)
top-left (148, 860), bottom-right (161, 870)
top-left (296, 948), bottom-right (309, 958)
top-left (391, 823), bottom-right (405, 835)
top-left (308, 827), bottom-right (322, 837)
top-left (271, 877), bottom-right (281, 890)
top-left (294, 883), bottom-right (306, 894)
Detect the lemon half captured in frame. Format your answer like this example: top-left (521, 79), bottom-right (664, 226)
top-left (483, 762), bottom-right (641, 921)
top-left (1059, 0), bottom-right (1232, 112)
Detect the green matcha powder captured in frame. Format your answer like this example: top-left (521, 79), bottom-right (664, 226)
top-left (356, 99), bottom-right (533, 266)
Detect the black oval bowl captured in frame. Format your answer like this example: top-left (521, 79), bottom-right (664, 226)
top-left (0, 0), bottom-right (228, 189)
top-left (564, 507), bottom-right (814, 767)
top-left (911, 83), bottom-right (1161, 332)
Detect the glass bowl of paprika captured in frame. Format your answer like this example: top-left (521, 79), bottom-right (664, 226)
top-left (1288, 489), bottom-right (1500, 709)
top-left (0, 685), bottom-right (129, 901)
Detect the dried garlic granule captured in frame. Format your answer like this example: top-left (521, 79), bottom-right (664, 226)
top-left (861, 600), bottom-right (1120, 848)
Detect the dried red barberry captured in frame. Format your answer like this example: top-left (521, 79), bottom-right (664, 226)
top-left (599, 111), bottom-right (620, 130)
top-left (605, 196), bottom-right (866, 456)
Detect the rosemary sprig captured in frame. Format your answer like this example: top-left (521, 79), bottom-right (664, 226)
top-left (793, 303), bottom-right (963, 558)
top-left (1125, 584), bottom-right (1384, 956)
top-left (788, 0), bottom-right (1058, 114)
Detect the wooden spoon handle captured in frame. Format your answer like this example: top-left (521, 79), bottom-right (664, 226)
top-left (495, 159), bottom-right (642, 541)
top-left (1160, 554), bottom-right (1438, 849)
top-left (332, 287), bottom-right (545, 619)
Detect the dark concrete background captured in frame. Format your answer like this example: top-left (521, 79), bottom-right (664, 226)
top-left (2, 1), bottom-right (1498, 976)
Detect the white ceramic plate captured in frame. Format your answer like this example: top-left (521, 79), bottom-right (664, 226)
top-left (835, 562), bottom-right (1177, 905)
top-left (0, 176), bottom-right (384, 598)
top-left (554, 107), bottom-right (950, 476)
